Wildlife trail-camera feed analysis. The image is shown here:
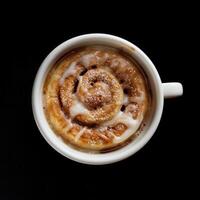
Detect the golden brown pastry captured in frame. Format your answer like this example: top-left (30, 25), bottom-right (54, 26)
top-left (43, 46), bottom-right (150, 151)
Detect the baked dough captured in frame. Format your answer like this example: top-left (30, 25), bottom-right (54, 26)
top-left (43, 46), bottom-right (150, 151)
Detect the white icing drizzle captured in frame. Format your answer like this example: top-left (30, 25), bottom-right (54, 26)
top-left (59, 62), bottom-right (77, 85)
top-left (80, 54), bottom-right (95, 66)
top-left (123, 94), bottom-right (129, 105)
top-left (104, 53), bottom-right (109, 59)
top-left (78, 76), bottom-right (88, 93)
top-left (130, 91), bottom-right (145, 103)
top-left (113, 114), bottom-right (143, 143)
top-left (75, 127), bottom-right (87, 142)
top-left (106, 130), bottom-right (117, 138)
top-left (100, 111), bottom-right (143, 144)
top-left (63, 119), bottom-right (73, 133)
top-left (70, 95), bottom-right (88, 118)
top-left (97, 52), bottom-right (109, 63)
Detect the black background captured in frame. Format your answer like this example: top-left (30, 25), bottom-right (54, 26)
top-left (1, 3), bottom-right (196, 199)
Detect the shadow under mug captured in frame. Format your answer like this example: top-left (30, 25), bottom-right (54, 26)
top-left (32, 34), bottom-right (183, 165)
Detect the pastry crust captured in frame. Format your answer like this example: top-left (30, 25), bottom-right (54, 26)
top-left (43, 46), bottom-right (150, 151)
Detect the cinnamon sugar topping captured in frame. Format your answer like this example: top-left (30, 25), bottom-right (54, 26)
top-left (43, 46), bottom-right (150, 151)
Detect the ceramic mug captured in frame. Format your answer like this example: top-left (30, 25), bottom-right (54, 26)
top-left (32, 34), bottom-right (183, 165)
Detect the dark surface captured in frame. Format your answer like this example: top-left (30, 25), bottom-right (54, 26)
top-left (1, 4), bottom-right (195, 200)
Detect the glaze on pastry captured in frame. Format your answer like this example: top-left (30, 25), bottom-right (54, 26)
top-left (43, 46), bottom-right (150, 151)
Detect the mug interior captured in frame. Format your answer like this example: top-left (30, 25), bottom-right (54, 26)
top-left (32, 34), bottom-right (163, 165)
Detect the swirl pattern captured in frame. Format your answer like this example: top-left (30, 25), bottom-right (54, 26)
top-left (43, 46), bottom-right (150, 151)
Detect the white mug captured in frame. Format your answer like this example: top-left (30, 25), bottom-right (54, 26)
top-left (32, 34), bottom-right (183, 165)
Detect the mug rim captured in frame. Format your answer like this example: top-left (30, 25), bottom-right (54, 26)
top-left (32, 33), bottom-right (163, 165)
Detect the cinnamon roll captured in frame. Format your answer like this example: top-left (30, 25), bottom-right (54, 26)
top-left (43, 46), bottom-right (151, 151)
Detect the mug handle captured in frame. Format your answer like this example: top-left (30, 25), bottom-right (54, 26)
top-left (162, 82), bottom-right (183, 98)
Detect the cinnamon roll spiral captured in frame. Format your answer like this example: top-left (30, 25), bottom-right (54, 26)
top-left (43, 46), bottom-right (150, 151)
